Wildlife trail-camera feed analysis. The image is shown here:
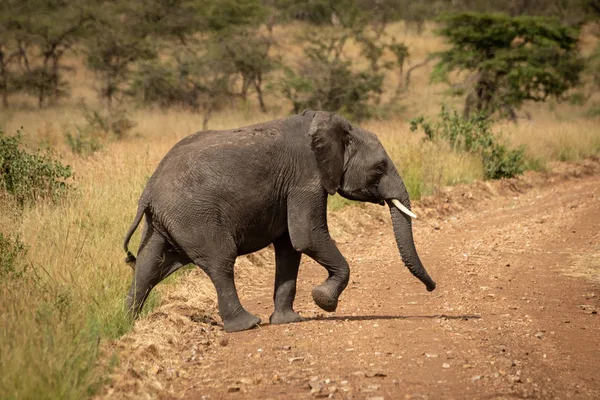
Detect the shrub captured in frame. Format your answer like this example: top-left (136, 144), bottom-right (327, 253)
top-left (0, 129), bottom-right (73, 205)
top-left (0, 233), bottom-right (27, 281)
top-left (65, 127), bottom-right (103, 157)
top-left (410, 105), bottom-right (525, 179)
top-left (79, 104), bottom-right (135, 140)
top-left (279, 29), bottom-right (388, 121)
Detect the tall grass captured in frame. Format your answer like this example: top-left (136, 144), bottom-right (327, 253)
top-left (0, 140), bottom-right (170, 398)
top-left (0, 20), bottom-right (599, 399)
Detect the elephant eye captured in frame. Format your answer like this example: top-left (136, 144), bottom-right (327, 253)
top-left (374, 161), bottom-right (386, 175)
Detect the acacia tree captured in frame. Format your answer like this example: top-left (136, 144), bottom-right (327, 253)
top-left (432, 12), bottom-right (584, 120)
top-left (127, 0), bottom-right (275, 126)
top-left (6, 0), bottom-right (93, 107)
top-left (0, 7), bottom-right (19, 109)
top-left (278, 1), bottom-right (412, 121)
top-left (204, 0), bottom-right (275, 112)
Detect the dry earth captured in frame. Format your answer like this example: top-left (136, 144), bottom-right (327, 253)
top-left (100, 159), bottom-right (600, 400)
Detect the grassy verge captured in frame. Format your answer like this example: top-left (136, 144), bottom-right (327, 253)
top-left (0, 136), bottom-right (180, 399)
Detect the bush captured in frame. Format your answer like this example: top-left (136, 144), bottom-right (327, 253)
top-left (65, 127), bottom-right (103, 157)
top-left (410, 105), bottom-right (525, 179)
top-left (79, 104), bottom-right (135, 141)
top-left (0, 129), bottom-right (73, 205)
top-left (0, 233), bottom-right (27, 281)
top-left (279, 28), bottom-right (389, 121)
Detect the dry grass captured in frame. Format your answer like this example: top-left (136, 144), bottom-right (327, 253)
top-left (1, 21), bottom-right (599, 399)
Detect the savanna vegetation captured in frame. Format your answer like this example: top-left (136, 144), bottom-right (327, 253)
top-left (1, 0), bottom-right (599, 398)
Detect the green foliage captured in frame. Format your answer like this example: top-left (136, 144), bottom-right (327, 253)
top-left (279, 35), bottom-right (385, 121)
top-left (204, 0), bottom-right (269, 31)
top-left (0, 129), bottom-right (72, 205)
top-left (129, 45), bottom-right (240, 128)
top-left (80, 104), bottom-right (135, 140)
top-left (65, 128), bottom-right (103, 157)
top-left (278, 19), bottom-right (412, 121)
top-left (1, 0), bottom-right (94, 107)
top-left (585, 102), bottom-right (600, 118)
top-left (123, 0), bottom-right (275, 126)
top-left (586, 41), bottom-right (600, 89)
top-left (0, 233), bottom-right (27, 281)
top-left (410, 104), bottom-right (525, 179)
top-left (432, 12), bottom-right (584, 119)
top-left (64, 105), bottom-right (135, 156)
top-left (84, 27), bottom-right (154, 106)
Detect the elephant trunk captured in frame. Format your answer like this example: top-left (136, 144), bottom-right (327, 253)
top-left (388, 203), bottom-right (436, 291)
top-left (379, 167), bottom-right (435, 292)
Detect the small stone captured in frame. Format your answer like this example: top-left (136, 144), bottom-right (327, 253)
top-left (425, 353), bottom-right (439, 358)
top-left (366, 371), bottom-right (387, 378)
top-left (282, 345), bottom-right (292, 350)
top-left (239, 378), bottom-right (253, 385)
top-left (150, 365), bottom-right (163, 375)
top-left (352, 371), bottom-right (366, 377)
top-left (510, 376), bottom-right (522, 383)
top-left (227, 386), bottom-right (241, 393)
top-left (471, 375), bottom-right (482, 382)
top-left (219, 337), bottom-right (229, 346)
top-left (535, 331), bottom-right (544, 339)
top-left (361, 384), bottom-right (380, 392)
top-left (442, 363), bottom-right (450, 369)
top-left (288, 357), bottom-right (305, 363)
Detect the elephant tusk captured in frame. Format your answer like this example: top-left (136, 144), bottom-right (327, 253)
top-left (391, 199), bottom-right (417, 219)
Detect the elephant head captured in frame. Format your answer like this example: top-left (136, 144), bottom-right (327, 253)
top-left (308, 111), bottom-right (436, 292)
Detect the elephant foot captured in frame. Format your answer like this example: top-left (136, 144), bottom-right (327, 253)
top-left (311, 284), bottom-right (339, 312)
top-left (223, 310), bottom-right (261, 333)
top-left (269, 310), bottom-right (303, 325)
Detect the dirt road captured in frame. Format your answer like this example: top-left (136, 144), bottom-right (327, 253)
top-left (103, 161), bottom-right (600, 400)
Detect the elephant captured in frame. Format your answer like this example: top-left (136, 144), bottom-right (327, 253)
top-left (123, 110), bottom-right (436, 333)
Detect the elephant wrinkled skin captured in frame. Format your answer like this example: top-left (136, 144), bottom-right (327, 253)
top-left (123, 110), bottom-right (436, 332)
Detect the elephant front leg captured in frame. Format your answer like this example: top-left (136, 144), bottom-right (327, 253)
top-left (302, 240), bottom-right (350, 312)
top-left (270, 233), bottom-right (303, 325)
top-left (288, 190), bottom-right (350, 313)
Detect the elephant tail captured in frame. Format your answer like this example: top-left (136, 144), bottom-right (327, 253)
top-left (123, 203), bottom-right (147, 270)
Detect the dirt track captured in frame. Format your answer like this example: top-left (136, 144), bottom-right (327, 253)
top-left (102, 160), bottom-right (600, 400)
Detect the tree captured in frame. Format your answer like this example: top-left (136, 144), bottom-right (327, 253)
top-left (203, 0), bottom-right (275, 112)
top-left (7, 0), bottom-right (92, 107)
top-left (432, 12), bottom-right (585, 120)
top-left (278, 2), bottom-right (412, 121)
top-left (84, 2), bottom-right (155, 107)
top-left (128, 0), bottom-right (276, 126)
top-left (0, 5), bottom-right (20, 109)
top-left (279, 27), bottom-right (386, 120)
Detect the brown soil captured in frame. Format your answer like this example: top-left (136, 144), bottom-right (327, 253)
top-left (100, 159), bottom-right (600, 400)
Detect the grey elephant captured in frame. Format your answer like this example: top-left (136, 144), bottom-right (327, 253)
top-left (123, 110), bottom-right (436, 332)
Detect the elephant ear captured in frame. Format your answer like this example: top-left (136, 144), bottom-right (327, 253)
top-left (308, 111), bottom-right (351, 195)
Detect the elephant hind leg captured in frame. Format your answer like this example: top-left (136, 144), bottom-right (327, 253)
top-left (125, 226), bottom-right (188, 319)
top-left (270, 232), bottom-right (303, 325)
top-left (191, 244), bottom-right (261, 333)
